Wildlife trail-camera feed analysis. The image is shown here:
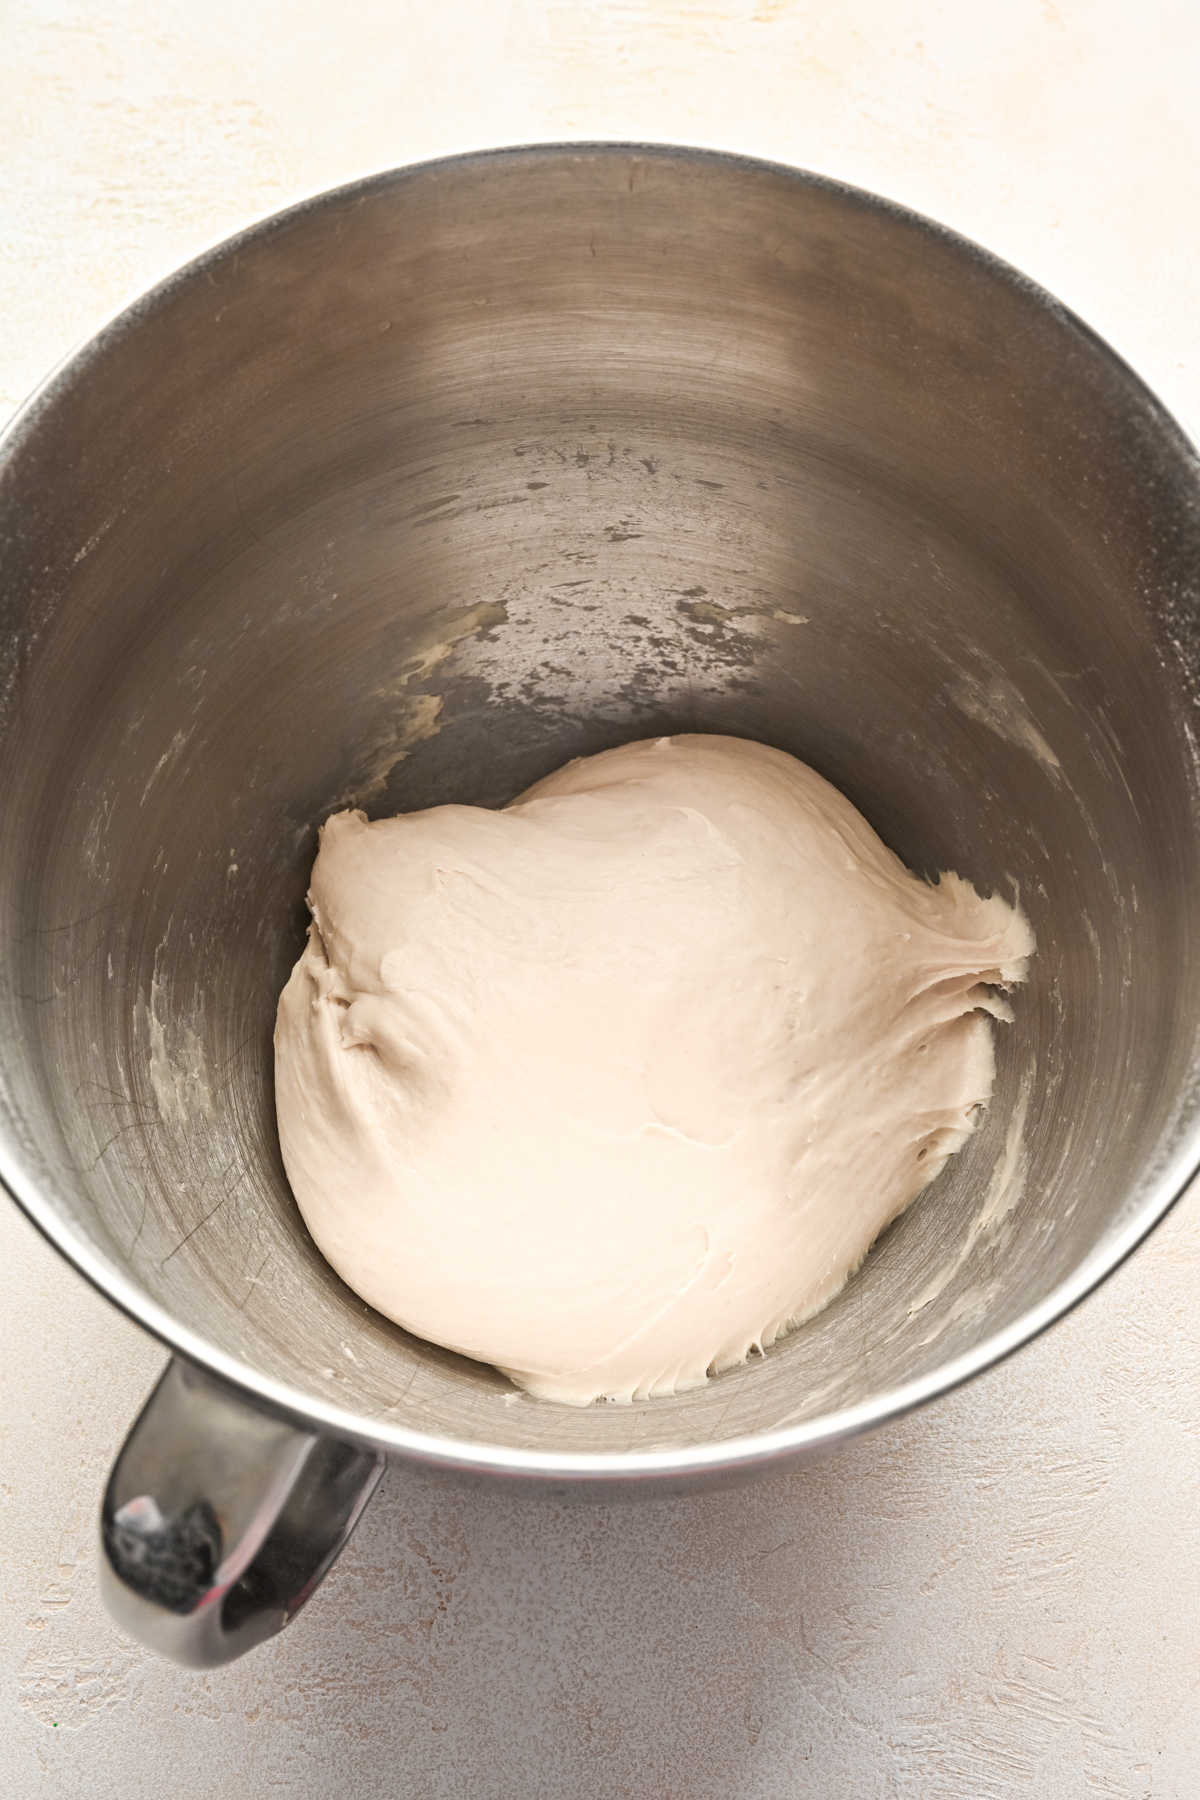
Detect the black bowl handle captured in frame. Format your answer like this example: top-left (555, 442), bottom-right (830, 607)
top-left (100, 1357), bottom-right (384, 1666)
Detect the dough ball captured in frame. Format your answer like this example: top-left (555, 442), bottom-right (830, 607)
top-left (274, 735), bottom-right (1033, 1404)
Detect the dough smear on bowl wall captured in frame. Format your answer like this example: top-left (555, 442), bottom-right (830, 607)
top-left (275, 733), bottom-right (1033, 1404)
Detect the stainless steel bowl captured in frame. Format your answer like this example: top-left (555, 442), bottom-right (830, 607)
top-left (3, 145), bottom-right (1199, 1665)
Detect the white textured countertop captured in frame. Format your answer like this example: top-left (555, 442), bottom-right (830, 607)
top-left (4, 4), bottom-right (1200, 1795)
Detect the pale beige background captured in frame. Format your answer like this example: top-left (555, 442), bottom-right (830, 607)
top-left (3, 3), bottom-right (1199, 1796)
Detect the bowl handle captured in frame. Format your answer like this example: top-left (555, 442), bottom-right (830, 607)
top-left (99, 1357), bottom-right (384, 1666)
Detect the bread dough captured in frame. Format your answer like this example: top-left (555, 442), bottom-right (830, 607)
top-left (275, 735), bottom-right (1033, 1404)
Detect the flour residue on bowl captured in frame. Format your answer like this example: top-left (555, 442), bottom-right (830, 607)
top-left (137, 969), bottom-right (214, 1135)
top-left (950, 671), bottom-right (1062, 778)
top-left (906, 1066), bottom-right (1033, 1319)
top-left (335, 600), bottom-right (508, 805)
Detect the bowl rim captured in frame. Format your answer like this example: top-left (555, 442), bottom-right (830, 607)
top-left (3, 138), bottom-right (1199, 1481)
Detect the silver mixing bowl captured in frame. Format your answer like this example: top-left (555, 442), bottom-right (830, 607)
top-left (3, 145), bottom-right (1199, 1666)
